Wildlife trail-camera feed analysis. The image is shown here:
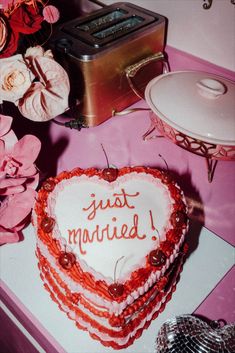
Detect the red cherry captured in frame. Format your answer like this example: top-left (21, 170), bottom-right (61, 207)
top-left (108, 283), bottom-right (124, 298)
top-left (40, 216), bottom-right (55, 233)
top-left (58, 252), bottom-right (76, 270)
top-left (102, 168), bottom-right (118, 182)
top-left (170, 211), bottom-right (187, 228)
top-left (149, 249), bottom-right (166, 267)
top-left (43, 179), bottom-right (55, 192)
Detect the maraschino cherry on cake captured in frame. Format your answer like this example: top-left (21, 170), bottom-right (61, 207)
top-left (33, 166), bottom-right (188, 349)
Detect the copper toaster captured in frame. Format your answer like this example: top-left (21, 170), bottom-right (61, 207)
top-left (49, 2), bottom-right (167, 127)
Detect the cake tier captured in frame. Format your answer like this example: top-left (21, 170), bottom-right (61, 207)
top-left (36, 245), bottom-right (187, 349)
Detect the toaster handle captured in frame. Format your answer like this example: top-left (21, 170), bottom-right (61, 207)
top-left (125, 52), bottom-right (169, 99)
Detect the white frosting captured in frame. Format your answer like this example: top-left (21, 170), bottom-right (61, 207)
top-left (47, 172), bottom-right (173, 281)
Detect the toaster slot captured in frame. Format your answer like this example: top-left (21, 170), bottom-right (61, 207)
top-left (93, 16), bottom-right (144, 39)
top-left (77, 9), bottom-right (127, 32)
top-left (60, 3), bottom-right (158, 48)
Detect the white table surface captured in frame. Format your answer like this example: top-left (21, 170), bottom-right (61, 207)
top-left (0, 222), bottom-right (234, 353)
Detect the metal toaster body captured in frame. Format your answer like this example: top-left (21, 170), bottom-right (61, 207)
top-left (49, 2), bottom-right (166, 127)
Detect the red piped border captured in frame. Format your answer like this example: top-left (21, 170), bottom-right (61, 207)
top-left (36, 246), bottom-right (185, 350)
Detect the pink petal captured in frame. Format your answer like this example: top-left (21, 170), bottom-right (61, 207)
top-left (1, 129), bottom-right (18, 152)
top-left (0, 226), bottom-right (19, 245)
top-left (18, 164), bottom-right (38, 178)
top-left (0, 188), bottom-right (36, 228)
top-left (12, 135), bottom-right (41, 168)
top-left (0, 115), bottom-right (12, 137)
top-left (18, 56), bottom-right (70, 122)
top-left (0, 177), bottom-right (26, 190)
top-left (0, 184), bottom-right (26, 196)
top-left (0, 140), bottom-right (4, 155)
top-left (25, 173), bottom-right (39, 190)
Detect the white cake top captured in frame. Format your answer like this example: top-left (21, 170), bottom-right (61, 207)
top-left (47, 172), bottom-right (173, 281)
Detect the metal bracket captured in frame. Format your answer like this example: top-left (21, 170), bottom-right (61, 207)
top-left (203, 0), bottom-right (213, 9)
top-left (205, 158), bottom-right (218, 183)
top-left (203, 0), bottom-right (235, 9)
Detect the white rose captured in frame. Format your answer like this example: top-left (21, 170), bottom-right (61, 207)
top-left (0, 54), bottom-right (35, 104)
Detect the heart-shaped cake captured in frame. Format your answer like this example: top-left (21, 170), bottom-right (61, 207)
top-left (155, 315), bottom-right (235, 353)
top-left (33, 166), bottom-right (188, 349)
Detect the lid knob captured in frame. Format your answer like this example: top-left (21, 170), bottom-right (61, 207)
top-left (196, 78), bottom-right (226, 99)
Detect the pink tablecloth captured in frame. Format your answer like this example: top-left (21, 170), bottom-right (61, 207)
top-left (45, 99), bottom-right (235, 245)
top-left (2, 46), bottom-right (234, 352)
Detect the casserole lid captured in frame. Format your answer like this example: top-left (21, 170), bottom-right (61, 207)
top-left (145, 71), bottom-right (235, 146)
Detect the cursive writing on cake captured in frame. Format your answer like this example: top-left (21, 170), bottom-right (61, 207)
top-left (67, 188), bottom-right (159, 255)
top-left (82, 188), bottom-right (140, 220)
top-left (68, 213), bottom-right (147, 255)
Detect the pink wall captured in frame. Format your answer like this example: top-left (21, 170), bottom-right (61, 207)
top-left (165, 45), bottom-right (235, 81)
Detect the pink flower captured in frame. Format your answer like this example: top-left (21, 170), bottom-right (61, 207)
top-left (0, 114), bottom-right (12, 138)
top-left (0, 114), bottom-right (18, 152)
top-left (0, 134), bottom-right (41, 195)
top-left (0, 188), bottom-right (37, 244)
top-left (0, 114), bottom-right (41, 244)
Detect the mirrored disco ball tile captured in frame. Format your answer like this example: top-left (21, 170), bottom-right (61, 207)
top-left (155, 315), bottom-right (235, 353)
